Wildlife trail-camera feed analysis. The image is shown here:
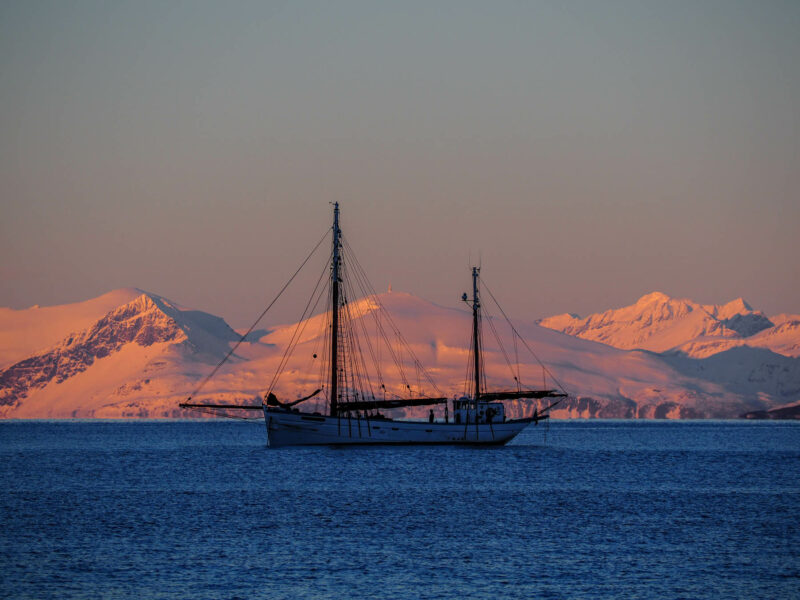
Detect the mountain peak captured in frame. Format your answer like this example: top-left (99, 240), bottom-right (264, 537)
top-left (636, 291), bottom-right (673, 305)
top-left (720, 297), bottom-right (753, 314)
top-left (127, 292), bottom-right (160, 311)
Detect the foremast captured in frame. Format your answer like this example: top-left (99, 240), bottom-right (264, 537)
top-left (330, 202), bottom-right (341, 417)
top-left (465, 266), bottom-right (568, 419)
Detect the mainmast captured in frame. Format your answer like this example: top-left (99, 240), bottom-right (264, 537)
top-left (330, 202), bottom-right (341, 417)
top-left (472, 266), bottom-right (481, 407)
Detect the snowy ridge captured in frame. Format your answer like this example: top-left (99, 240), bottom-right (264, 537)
top-left (539, 291), bottom-right (795, 358)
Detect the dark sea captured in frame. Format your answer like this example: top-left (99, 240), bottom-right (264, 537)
top-left (1, 420), bottom-right (798, 599)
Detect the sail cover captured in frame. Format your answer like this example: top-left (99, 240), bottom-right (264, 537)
top-left (338, 397), bottom-right (447, 412)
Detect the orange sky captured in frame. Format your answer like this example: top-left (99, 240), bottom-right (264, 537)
top-left (1, 1), bottom-right (798, 326)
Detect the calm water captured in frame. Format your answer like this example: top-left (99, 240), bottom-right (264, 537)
top-left (1, 420), bottom-right (798, 599)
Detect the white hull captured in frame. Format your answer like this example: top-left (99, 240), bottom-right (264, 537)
top-left (263, 407), bottom-right (534, 447)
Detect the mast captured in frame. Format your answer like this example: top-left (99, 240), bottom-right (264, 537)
top-left (330, 202), bottom-right (341, 417)
top-left (472, 266), bottom-right (481, 407)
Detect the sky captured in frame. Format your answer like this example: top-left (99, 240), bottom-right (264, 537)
top-left (1, 1), bottom-right (798, 327)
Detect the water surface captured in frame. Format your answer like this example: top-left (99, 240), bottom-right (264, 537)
top-left (1, 420), bottom-right (798, 599)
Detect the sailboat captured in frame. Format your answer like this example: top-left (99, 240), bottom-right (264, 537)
top-left (181, 203), bottom-right (567, 447)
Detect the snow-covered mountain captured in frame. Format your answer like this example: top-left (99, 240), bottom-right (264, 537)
top-left (1, 289), bottom-right (798, 419)
top-left (0, 292), bottom-right (242, 418)
top-left (538, 291), bottom-right (798, 358)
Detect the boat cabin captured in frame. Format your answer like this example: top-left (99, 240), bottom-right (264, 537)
top-left (453, 397), bottom-right (505, 425)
